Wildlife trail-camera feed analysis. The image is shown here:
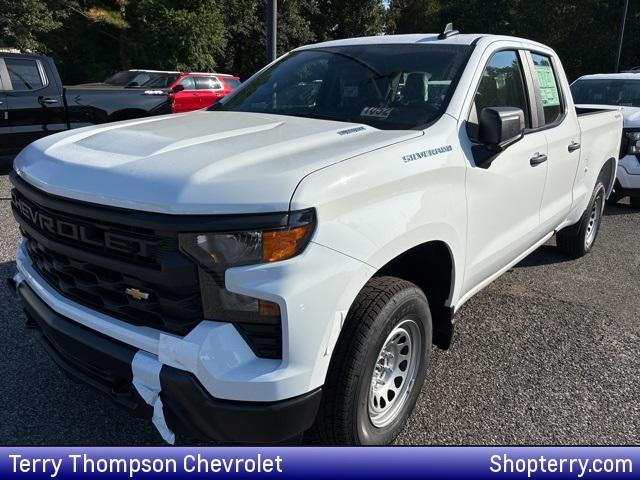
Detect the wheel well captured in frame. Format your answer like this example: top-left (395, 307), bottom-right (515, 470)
top-left (600, 157), bottom-right (617, 196)
top-left (376, 241), bottom-right (455, 349)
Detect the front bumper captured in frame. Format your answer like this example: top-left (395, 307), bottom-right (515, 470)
top-left (617, 154), bottom-right (640, 191)
top-left (18, 281), bottom-right (322, 443)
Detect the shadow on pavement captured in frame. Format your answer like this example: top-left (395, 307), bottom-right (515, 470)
top-left (604, 202), bottom-right (639, 216)
top-left (515, 244), bottom-right (574, 268)
top-left (0, 156), bottom-right (14, 175)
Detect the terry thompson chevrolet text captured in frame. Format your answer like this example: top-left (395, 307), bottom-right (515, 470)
top-left (9, 31), bottom-right (623, 445)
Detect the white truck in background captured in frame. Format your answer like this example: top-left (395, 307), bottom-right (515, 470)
top-left (571, 72), bottom-right (640, 207)
top-left (10, 30), bottom-right (622, 445)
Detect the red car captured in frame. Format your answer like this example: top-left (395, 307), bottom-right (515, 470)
top-left (143, 71), bottom-right (241, 113)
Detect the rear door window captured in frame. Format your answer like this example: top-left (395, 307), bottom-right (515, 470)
top-left (195, 76), bottom-right (222, 90)
top-left (531, 53), bottom-right (563, 125)
top-left (221, 77), bottom-right (241, 89)
top-left (5, 58), bottom-right (46, 91)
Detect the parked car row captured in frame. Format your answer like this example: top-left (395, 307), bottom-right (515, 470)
top-left (0, 54), bottom-right (240, 160)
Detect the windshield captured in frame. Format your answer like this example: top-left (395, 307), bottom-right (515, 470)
top-left (571, 79), bottom-right (640, 107)
top-left (210, 44), bottom-right (472, 130)
top-left (142, 73), bottom-right (180, 88)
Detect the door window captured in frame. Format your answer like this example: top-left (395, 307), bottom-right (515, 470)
top-left (178, 76), bottom-right (196, 90)
top-left (5, 58), bottom-right (46, 91)
top-left (221, 77), bottom-right (241, 89)
top-left (468, 50), bottom-right (530, 140)
top-left (531, 53), bottom-right (563, 125)
top-left (195, 76), bottom-right (222, 90)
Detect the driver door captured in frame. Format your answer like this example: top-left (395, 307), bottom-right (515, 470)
top-left (462, 49), bottom-right (549, 294)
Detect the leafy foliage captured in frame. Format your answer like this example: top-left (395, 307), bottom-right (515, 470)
top-left (1, 0), bottom-right (638, 84)
top-left (314, 0), bottom-right (386, 40)
top-left (387, 0), bottom-right (637, 80)
top-left (0, 0), bottom-right (66, 52)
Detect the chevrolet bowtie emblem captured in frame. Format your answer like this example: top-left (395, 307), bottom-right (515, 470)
top-left (125, 287), bottom-right (150, 301)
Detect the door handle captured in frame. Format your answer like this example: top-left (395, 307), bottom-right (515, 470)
top-left (530, 153), bottom-right (548, 166)
top-left (39, 97), bottom-right (59, 105)
top-left (568, 141), bottom-right (581, 152)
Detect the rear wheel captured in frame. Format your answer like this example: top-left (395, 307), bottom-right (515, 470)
top-left (313, 276), bottom-right (431, 445)
top-left (556, 180), bottom-right (605, 258)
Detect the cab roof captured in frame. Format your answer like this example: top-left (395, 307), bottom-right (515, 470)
top-left (295, 33), bottom-right (550, 50)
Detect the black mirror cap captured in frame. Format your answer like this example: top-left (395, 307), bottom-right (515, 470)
top-left (478, 107), bottom-right (525, 150)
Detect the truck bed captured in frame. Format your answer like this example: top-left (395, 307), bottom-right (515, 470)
top-left (571, 105), bottom-right (623, 213)
top-left (575, 104), bottom-right (620, 117)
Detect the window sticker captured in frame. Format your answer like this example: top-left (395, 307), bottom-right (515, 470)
top-left (360, 106), bottom-right (393, 119)
top-left (535, 65), bottom-right (560, 107)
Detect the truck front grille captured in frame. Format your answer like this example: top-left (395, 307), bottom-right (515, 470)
top-left (10, 172), bottom-right (283, 358)
top-left (24, 234), bottom-right (202, 333)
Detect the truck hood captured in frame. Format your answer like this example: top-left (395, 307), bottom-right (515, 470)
top-left (14, 111), bottom-right (421, 214)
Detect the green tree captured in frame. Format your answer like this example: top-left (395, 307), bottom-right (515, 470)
top-left (216, 0), bottom-right (318, 79)
top-left (44, 0), bottom-right (227, 83)
top-left (386, 0), bottom-right (441, 34)
top-left (314, 0), bottom-right (386, 40)
top-left (386, 0), bottom-right (637, 80)
top-left (0, 0), bottom-right (66, 52)
top-left (128, 0), bottom-right (226, 71)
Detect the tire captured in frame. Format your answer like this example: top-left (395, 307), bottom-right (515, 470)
top-left (313, 276), bottom-right (432, 445)
top-left (630, 196), bottom-right (640, 209)
top-left (556, 180), bottom-right (606, 258)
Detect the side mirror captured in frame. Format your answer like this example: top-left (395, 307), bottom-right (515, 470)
top-left (478, 107), bottom-right (525, 151)
top-left (472, 107), bottom-right (525, 168)
top-left (172, 84), bottom-right (185, 93)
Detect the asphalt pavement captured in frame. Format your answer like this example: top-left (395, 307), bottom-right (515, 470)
top-left (0, 170), bottom-right (638, 445)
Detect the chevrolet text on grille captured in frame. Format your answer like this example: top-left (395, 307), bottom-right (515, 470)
top-left (11, 192), bottom-right (158, 256)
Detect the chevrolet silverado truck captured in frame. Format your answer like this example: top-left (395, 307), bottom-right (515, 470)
top-left (9, 31), bottom-right (623, 445)
top-left (0, 52), bottom-right (171, 162)
top-left (571, 72), bottom-right (640, 207)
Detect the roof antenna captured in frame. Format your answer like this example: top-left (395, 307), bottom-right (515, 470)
top-left (438, 22), bottom-right (459, 39)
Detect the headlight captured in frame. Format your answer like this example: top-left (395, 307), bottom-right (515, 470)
top-left (177, 209), bottom-right (316, 356)
top-left (626, 130), bottom-right (640, 155)
top-left (178, 208), bottom-right (316, 272)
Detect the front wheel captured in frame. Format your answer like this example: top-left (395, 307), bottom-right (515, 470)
top-left (312, 276), bottom-right (431, 445)
top-left (556, 180), bottom-right (605, 258)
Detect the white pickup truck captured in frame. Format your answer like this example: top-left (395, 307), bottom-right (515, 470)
top-left (10, 31), bottom-right (622, 445)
